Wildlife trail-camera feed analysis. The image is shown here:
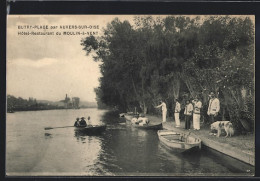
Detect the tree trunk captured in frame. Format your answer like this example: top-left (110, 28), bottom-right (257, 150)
top-left (172, 75), bottom-right (180, 99)
top-left (131, 75), bottom-right (140, 101)
top-left (222, 106), bottom-right (225, 120)
top-left (241, 86), bottom-right (247, 111)
top-left (180, 72), bottom-right (196, 98)
top-left (143, 102), bottom-right (147, 115)
top-left (222, 89), bottom-right (247, 133)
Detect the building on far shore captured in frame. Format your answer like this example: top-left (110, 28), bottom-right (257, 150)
top-left (72, 97), bottom-right (80, 109)
top-left (60, 94), bottom-right (80, 109)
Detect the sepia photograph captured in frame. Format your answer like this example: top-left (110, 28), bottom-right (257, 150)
top-left (6, 14), bottom-right (255, 176)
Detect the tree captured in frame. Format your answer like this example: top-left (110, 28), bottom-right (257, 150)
top-left (81, 15), bottom-right (254, 133)
top-left (188, 16), bottom-right (254, 131)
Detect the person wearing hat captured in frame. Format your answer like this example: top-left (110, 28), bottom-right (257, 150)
top-left (207, 92), bottom-right (220, 123)
top-left (155, 100), bottom-right (167, 123)
top-left (74, 117), bottom-right (80, 127)
top-left (192, 96), bottom-right (202, 130)
top-left (184, 99), bottom-right (193, 130)
top-left (80, 117), bottom-right (87, 126)
top-left (137, 114), bottom-right (149, 126)
top-left (174, 98), bottom-right (181, 127)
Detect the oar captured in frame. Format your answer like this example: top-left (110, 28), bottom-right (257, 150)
top-left (44, 126), bottom-right (75, 130)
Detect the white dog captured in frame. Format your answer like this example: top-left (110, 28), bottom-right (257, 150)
top-left (210, 121), bottom-right (234, 137)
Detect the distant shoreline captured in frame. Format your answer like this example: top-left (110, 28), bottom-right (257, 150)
top-left (7, 94), bottom-right (99, 113)
top-left (7, 107), bottom-right (99, 113)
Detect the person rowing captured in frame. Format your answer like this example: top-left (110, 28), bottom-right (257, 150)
top-left (74, 117), bottom-right (80, 127)
top-left (80, 117), bottom-right (87, 126)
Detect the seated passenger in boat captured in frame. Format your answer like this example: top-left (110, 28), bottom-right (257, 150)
top-left (74, 117), bottom-right (80, 127)
top-left (79, 117), bottom-right (87, 126)
top-left (131, 117), bottom-right (138, 124)
top-left (137, 117), bottom-right (149, 126)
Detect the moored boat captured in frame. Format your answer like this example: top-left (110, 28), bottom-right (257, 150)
top-left (75, 125), bottom-right (107, 135)
top-left (132, 122), bottom-right (163, 130)
top-left (125, 114), bottom-right (162, 130)
top-left (157, 130), bottom-right (201, 152)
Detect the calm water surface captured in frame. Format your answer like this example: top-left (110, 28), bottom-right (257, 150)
top-left (6, 108), bottom-right (254, 176)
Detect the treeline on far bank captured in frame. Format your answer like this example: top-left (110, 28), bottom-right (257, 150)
top-left (6, 95), bottom-right (97, 112)
top-left (81, 15), bottom-right (254, 133)
top-left (7, 95), bottom-right (65, 112)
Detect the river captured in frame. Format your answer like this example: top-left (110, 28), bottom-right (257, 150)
top-left (6, 108), bottom-right (254, 176)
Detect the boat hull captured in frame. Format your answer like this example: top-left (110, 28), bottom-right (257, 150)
top-left (124, 114), bottom-right (162, 130)
top-left (75, 125), bottom-right (106, 135)
top-left (132, 123), bottom-right (163, 130)
top-left (157, 130), bottom-right (201, 152)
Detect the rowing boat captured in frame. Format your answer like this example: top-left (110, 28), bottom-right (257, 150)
top-left (123, 114), bottom-right (162, 130)
top-left (157, 130), bottom-right (201, 152)
top-left (132, 122), bottom-right (163, 130)
top-left (75, 125), bottom-right (107, 135)
top-left (124, 114), bottom-right (162, 130)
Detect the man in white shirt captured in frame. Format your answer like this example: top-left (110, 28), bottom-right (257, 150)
top-left (174, 98), bottom-right (181, 127)
top-left (207, 92), bottom-right (220, 123)
top-left (155, 100), bottom-right (167, 122)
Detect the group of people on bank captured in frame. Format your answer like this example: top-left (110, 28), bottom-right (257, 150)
top-left (155, 92), bottom-right (220, 130)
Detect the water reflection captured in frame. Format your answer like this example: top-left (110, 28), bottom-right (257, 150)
top-left (130, 128), bottom-right (149, 139)
top-left (157, 143), bottom-right (187, 174)
top-left (96, 124), bottom-right (161, 175)
top-left (6, 109), bottom-right (254, 176)
top-left (74, 129), bottom-right (87, 138)
top-left (44, 133), bottom-right (52, 139)
top-left (201, 147), bottom-right (255, 174)
top-left (74, 129), bottom-right (105, 143)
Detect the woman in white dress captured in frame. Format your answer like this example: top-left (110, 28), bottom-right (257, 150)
top-left (192, 96), bottom-right (202, 130)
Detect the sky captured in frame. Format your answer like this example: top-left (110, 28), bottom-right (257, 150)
top-left (6, 15), bottom-right (136, 102)
top-left (7, 15), bottom-right (254, 102)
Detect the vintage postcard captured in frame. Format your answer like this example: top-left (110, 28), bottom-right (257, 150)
top-left (6, 15), bottom-right (255, 176)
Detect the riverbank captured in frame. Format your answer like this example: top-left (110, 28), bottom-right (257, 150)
top-left (149, 115), bottom-right (255, 166)
top-left (124, 114), bottom-right (255, 166)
